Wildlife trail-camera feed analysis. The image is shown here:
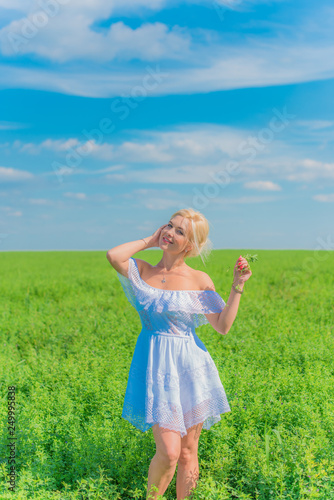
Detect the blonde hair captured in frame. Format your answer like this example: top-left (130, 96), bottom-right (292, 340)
top-left (169, 208), bottom-right (213, 266)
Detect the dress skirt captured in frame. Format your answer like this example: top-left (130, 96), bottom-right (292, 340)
top-left (121, 328), bottom-right (231, 438)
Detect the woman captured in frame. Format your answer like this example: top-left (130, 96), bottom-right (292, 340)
top-left (106, 208), bottom-right (252, 500)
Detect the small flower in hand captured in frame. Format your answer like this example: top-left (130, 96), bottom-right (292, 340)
top-left (233, 254), bottom-right (256, 290)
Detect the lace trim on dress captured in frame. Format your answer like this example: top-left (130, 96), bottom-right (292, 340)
top-left (122, 359), bottom-right (231, 437)
top-left (122, 387), bottom-right (230, 438)
top-left (117, 269), bottom-right (137, 309)
top-left (116, 258), bottom-right (226, 321)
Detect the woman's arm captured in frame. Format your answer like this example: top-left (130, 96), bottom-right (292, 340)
top-left (106, 238), bottom-right (148, 265)
top-left (217, 282), bottom-right (244, 334)
top-left (106, 238), bottom-right (149, 277)
top-left (106, 223), bottom-right (168, 266)
top-left (217, 255), bottom-right (251, 334)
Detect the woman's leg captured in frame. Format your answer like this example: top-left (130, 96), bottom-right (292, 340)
top-left (146, 424), bottom-right (182, 500)
top-left (176, 422), bottom-right (204, 500)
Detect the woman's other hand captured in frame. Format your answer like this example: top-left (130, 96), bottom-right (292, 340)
top-left (233, 255), bottom-right (252, 285)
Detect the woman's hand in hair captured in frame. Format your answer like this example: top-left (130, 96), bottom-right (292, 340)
top-left (144, 224), bottom-right (168, 249)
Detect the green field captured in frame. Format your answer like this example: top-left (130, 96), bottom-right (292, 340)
top-left (0, 250), bottom-right (333, 500)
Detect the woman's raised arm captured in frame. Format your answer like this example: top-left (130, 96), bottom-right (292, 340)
top-left (106, 224), bottom-right (167, 262)
top-left (217, 255), bottom-right (252, 334)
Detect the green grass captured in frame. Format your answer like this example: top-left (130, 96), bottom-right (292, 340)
top-left (0, 249), bottom-right (333, 499)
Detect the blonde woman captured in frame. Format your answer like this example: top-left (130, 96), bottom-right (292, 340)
top-left (106, 208), bottom-right (252, 500)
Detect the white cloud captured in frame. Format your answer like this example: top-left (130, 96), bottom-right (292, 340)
top-left (18, 142), bottom-right (41, 155)
top-left (207, 0), bottom-right (242, 6)
top-left (0, 121), bottom-right (29, 130)
top-left (102, 152), bottom-right (334, 185)
top-left (105, 173), bottom-right (128, 182)
top-left (0, 0), bottom-right (30, 8)
top-left (62, 192), bottom-right (111, 202)
top-left (15, 138), bottom-right (81, 154)
top-left (63, 192), bottom-right (87, 200)
top-left (313, 193), bottom-right (334, 202)
top-left (40, 138), bottom-right (81, 151)
top-left (1, 40), bottom-right (334, 98)
top-left (118, 141), bottom-right (173, 163)
top-left (0, 4), bottom-right (334, 96)
top-left (216, 195), bottom-right (280, 204)
top-left (18, 45), bottom-right (334, 98)
top-left (28, 198), bottom-right (52, 205)
top-left (0, 189), bottom-right (21, 196)
top-left (303, 159), bottom-right (322, 168)
top-left (0, 12), bottom-right (190, 63)
top-left (44, 164), bottom-right (125, 178)
top-left (20, 137), bottom-right (108, 159)
top-left (286, 159), bottom-right (334, 181)
top-left (8, 210), bottom-right (22, 216)
top-left (0, 166), bottom-right (33, 181)
top-left (95, 165), bottom-right (125, 174)
top-left (244, 180), bottom-right (282, 191)
top-left (20, 125), bottom-right (248, 164)
top-left (105, 165), bottom-right (223, 184)
top-left (7, 123), bottom-right (334, 186)
top-left (0, 205), bottom-right (22, 216)
top-left (3, 120), bottom-right (331, 188)
top-left (295, 120), bottom-right (334, 130)
top-left (0, 0), bottom-right (166, 14)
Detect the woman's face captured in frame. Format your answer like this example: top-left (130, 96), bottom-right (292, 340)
top-left (160, 216), bottom-right (191, 255)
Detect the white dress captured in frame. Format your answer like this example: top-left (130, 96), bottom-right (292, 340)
top-left (117, 257), bottom-right (231, 438)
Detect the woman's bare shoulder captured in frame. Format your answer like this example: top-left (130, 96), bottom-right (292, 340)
top-left (195, 270), bottom-right (216, 292)
top-left (182, 266), bottom-right (215, 291)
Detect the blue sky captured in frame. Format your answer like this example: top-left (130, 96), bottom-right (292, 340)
top-left (0, 0), bottom-right (334, 251)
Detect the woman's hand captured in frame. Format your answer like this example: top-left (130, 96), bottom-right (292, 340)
top-left (233, 255), bottom-right (252, 286)
top-left (144, 224), bottom-right (168, 249)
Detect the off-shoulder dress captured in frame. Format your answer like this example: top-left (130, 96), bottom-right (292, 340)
top-left (116, 257), bottom-right (231, 438)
